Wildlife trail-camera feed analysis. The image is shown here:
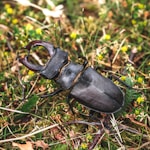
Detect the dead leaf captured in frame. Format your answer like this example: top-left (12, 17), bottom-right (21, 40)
top-left (51, 127), bottom-right (64, 140)
top-left (144, 11), bottom-right (150, 19)
top-left (122, 0), bottom-right (128, 7)
top-left (34, 140), bottom-right (49, 149)
top-left (11, 61), bottom-right (19, 73)
top-left (108, 11), bottom-right (113, 18)
top-left (12, 141), bottom-right (33, 150)
top-left (39, 85), bottom-right (46, 92)
top-left (0, 24), bottom-right (10, 33)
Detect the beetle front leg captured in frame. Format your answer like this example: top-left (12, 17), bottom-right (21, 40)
top-left (66, 94), bottom-right (75, 114)
top-left (41, 88), bottom-right (63, 98)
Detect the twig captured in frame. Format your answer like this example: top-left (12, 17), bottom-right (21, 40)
top-left (135, 141), bottom-right (150, 150)
top-left (66, 120), bottom-right (101, 126)
top-left (118, 123), bottom-right (149, 138)
top-left (112, 38), bottom-right (126, 64)
top-left (129, 47), bottom-right (137, 63)
top-left (0, 106), bottom-right (29, 114)
top-left (0, 124), bottom-right (59, 143)
top-left (126, 114), bottom-right (149, 129)
top-left (25, 75), bottom-right (40, 99)
top-left (17, 57), bottom-right (26, 100)
top-left (88, 129), bottom-right (105, 150)
top-left (88, 115), bottom-right (111, 150)
top-left (110, 114), bottom-right (123, 143)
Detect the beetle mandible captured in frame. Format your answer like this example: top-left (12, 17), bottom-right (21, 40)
top-left (19, 40), bottom-right (124, 113)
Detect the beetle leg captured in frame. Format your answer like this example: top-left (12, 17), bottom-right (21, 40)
top-left (66, 94), bottom-right (75, 114)
top-left (89, 110), bottom-right (95, 117)
top-left (95, 66), bottom-right (113, 79)
top-left (82, 57), bottom-right (88, 68)
top-left (78, 56), bottom-right (88, 68)
top-left (110, 74), bottom-right (136, 89)
top-left (96, 67), bottom-right (136, 89)
top-left (41, 88), bottom-right (63, 98)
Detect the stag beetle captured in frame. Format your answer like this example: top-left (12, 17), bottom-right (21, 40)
top-left (19, 40), bottom-right (124, 113)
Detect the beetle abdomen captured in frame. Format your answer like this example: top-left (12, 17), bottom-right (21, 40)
top-left (71, 67), bottom-right (124, 113)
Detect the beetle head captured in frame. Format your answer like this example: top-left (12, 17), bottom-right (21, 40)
top-left (19, 40), bottom-right (68, 79)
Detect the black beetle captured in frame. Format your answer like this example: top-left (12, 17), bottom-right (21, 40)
top-left (19, 40), bottom-right (124, 113)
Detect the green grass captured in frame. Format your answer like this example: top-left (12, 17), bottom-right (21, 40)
top-left (0, 0), bottom-right (149, 149)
